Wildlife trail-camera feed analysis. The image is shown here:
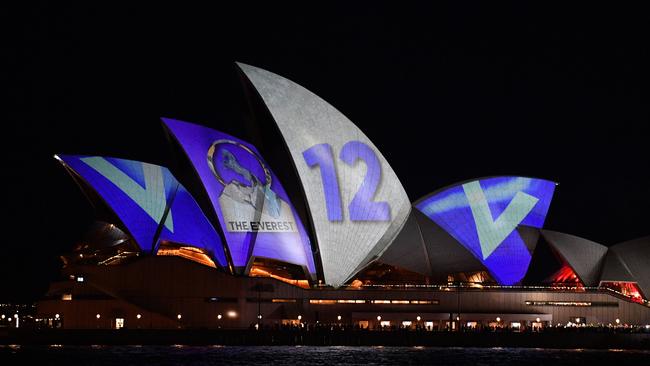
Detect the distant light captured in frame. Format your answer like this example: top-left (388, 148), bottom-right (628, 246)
top-left (645, 325), bottom-right (650, 329)
top-left (177, 314), bottom-right (182, 320)
top-left (79, 254), bottom-right (83, 258)
top-left (297, 315), bottom-right (302, 321)
top-left (76, 277), bottom-right (84, 283)
top-left (416, 316), bottom-right (421, 321)
top-left (227, 311), bottom-right (237, 318)
top-left (536, 318), bottom-right (541, 323)
top-left (257, 314), bottom-right (262, 319)
top-left (55, 314), bottom-right (60, 319)
top-left (217, 314), bottom-right (222, 320)
top-left (377, 316), bottom-right (382, 321)
top-left (456, 316), bottom-right (460, 321)
top-left (136, 314), bottom-right (141, 319)
top-left (1, 315), bottom-right (4, 320)
top-left (337, 315), bottom-right (342, 321)
top-left (575, 318), bottom-right (581, 323)
top-left (496, 317), bottom-right (501, 322)
top-left (615, 318), bottom-right (621, 324)
top-left (13, 314), bottom-right (18, 319)
top-left (96, 314), bottom-right (101, 319)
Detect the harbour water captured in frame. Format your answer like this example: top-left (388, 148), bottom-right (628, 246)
top-left (2, 345), bottom-right (650, 365)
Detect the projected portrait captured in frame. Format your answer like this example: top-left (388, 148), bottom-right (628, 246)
top-left (207, 139), bottom-right (298, 234)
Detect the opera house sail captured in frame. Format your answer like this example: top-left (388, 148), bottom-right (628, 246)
top-left (237, 63), bottom-right (412, 288)
top-left (162, 119), bottom-right (316, 279)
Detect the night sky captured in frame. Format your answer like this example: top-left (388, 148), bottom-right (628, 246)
top-left (3, 2), bottom-right (649, 302)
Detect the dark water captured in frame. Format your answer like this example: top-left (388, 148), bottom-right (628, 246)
top-left (1, 345), bottom-right (650, 365)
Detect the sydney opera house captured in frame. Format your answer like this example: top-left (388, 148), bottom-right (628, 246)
top-left (37, 63), bottom-right (650, 331)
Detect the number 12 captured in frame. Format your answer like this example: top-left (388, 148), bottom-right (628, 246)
top-left (302, 141), bottom-right (390, 222)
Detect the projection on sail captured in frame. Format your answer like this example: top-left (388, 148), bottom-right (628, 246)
top-left (162, 118), bottom-right (316, 276)
top-left (416, 177), bottom-right (555, 285)
top-left (55, 155), bottom-right (227, 266)
top-left (237, 63), bottom-right (411, 287)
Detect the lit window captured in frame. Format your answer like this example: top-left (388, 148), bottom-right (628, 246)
top-left (62, 294), bottom-right (72, 301)
top-left (271, 299), bottom-right (297, 303)
top-left (309, 299), bottom-right (336, 304)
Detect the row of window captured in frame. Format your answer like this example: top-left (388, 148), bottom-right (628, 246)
top-left (239, 298), bottom-right (441, 305)
top-left (308, 299), bottom-right (439, 305)
top-left (525, 301), bottom-right (618, 307)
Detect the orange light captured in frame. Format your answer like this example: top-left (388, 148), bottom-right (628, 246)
top-left (309, 299), bottom-right (336, 304)
top-left (249, 267), bottom-right (310, 289)
top-left (349, 279), bottom-right (363, 289)
top-left (156, 244), bottom-right (216, 268)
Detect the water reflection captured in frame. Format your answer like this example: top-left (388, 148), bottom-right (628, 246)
top-left (1, 346), bottom-right (649, 365)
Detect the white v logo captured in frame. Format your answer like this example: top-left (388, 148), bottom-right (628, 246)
top-left (463, 181), bottom-right (537, 259)
top-left (80, 157), bottom-right (174, 232)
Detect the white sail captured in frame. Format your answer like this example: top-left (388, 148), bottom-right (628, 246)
top-left (238, 63), bottom-right (411, 287)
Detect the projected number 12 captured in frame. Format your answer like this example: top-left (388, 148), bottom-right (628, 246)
top-left (303, 141), bottom-right (390, 222)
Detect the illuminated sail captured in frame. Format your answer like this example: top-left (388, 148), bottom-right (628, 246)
top-left (416, 177), bottom-right (556, 285)
top-left (162, 119), bottom-right (316, 276)
top-left (55, 155), bottom-right (227, 266)
top-left (238, 63), bottom-right (411, 287)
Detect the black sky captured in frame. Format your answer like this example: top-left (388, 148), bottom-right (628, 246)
top-left (2, 2), bottom-right (649, 301)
